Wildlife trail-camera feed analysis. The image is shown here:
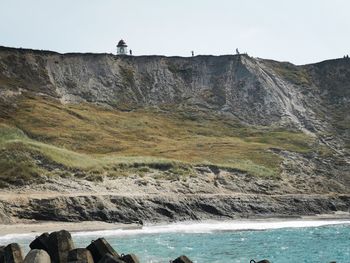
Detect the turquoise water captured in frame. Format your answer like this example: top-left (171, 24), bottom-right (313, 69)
top-left (1, 221), bottom-right (350, 263)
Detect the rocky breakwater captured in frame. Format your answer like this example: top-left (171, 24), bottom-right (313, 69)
top-left (0, 229), bottom-right (193, 263)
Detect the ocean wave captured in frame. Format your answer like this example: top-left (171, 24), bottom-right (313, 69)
top-left (1, 219), bottom-right (349, 241)
top-left (71, 219), bottom-right (350, 237)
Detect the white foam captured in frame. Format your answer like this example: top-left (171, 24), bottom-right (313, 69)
top-left (0, 233), bottom-right (37, 242)
top-left (1, 219), bottom-right (349, 241)
top-left (72, 219), bottom-right (350, 238)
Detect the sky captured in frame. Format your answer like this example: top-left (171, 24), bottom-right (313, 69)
top-left (0, 0), bottom-right (349, 65)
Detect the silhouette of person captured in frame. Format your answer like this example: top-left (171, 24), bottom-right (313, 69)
top-left (191, 51), bottom-right (194, 57)
top-left (129, 50), bottom-right (133, 55)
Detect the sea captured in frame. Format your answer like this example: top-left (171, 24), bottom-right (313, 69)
top-left (1, 220), bottom-right (349, 263)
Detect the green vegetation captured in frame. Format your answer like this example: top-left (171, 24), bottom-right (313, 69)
top-left (0, 96), bottom-right (316, 185)
top-left (267, 61), bottom-right (311, 86)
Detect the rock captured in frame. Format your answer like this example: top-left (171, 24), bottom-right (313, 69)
top-left (47, 230), bottom-right (75, 263)
top-left (23, 249), bottom-right (51, 263)
top-left (172, 255), bottom-right (193, 263)
top-left (87, 238), bottom-right (120, 263)
top-left (97, 253), bottom-right (125, 263)
top-left (67, 248), bottom-right (93, 263)
top-left (4, 243), bottom-right (24, 263)
top-left (120, 254), bottom-right (139, 263)
top-left (0, 246), bottom-right (5, 263)
top-left (29, 233), bottom-right (50, 251)
top-left (250, 260), bottom-right (270, 263)
top-left (0, 203), bottom-right (13, 224)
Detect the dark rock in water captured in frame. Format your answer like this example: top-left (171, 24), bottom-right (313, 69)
top-left (87, 238), bottom-right (120, 263)
top-left (172, 255), bottom-right (193, 263)
top-left (120, 254), bottom-right (139, 263)
top-left (30, 233), bottom-right (50, 252)
top-left (4, 243), bottom-right (24, 263)
top-left (97, 253), bottom-right (125, 263)
top-left (250, 260), bottom-right (271, 263)
top-left (47, 230), bottom-right (75, 263)
top-left (23, 249), bottom-right (51, 263)
top-left (67, 248), bottom-right (94, 263)
top-left (0, 246), bottom-right (5, 263)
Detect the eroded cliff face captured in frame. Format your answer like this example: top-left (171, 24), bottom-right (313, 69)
top-left (2, 46), bottom-right (349, 135)
top-left (0, 46), bottom-right (349, 223)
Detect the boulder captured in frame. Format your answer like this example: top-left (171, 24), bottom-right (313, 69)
top-left (86, 238), bottom-right (119, 263)
top-left (23, 249), bottom-right (51, 263)
top-left (47, 230), bottom-right (75, 263)
top-left (67, 248), bottom-right (93, 263)
top-left (172, 255), bottom-right (193, 263)
top-left (97, 253), bottom-right (125, 263)
top-left (4, 243), bottom-right (24, 263)
top-left (120, 254), bottom-right (139, 263)
top-left (29, 233), bottom-right (50, 252)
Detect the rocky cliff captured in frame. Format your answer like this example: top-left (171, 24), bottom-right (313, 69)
top-left (0, 46), bottom-right (349, 223)
top-left (1, 46), bottom-right (349, 130)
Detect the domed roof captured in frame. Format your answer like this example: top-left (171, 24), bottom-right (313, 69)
top-left (117, 39), bottom-right (127, 47)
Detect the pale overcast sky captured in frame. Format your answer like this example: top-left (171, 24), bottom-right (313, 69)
top-left (0, 0), bottom-right (349, 65)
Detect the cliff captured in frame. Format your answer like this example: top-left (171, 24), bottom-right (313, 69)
top-left (0, 46), bottom-right (349, 223)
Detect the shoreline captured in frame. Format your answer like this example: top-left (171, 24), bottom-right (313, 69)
top-left (1, 212), bottom-right (349, 237)
top-left (0, 221), bottom-right (141, 236)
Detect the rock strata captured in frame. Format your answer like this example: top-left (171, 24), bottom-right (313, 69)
top-left (1, 193), bottom-right (349, 224)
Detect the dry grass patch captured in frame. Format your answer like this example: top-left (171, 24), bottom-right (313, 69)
top-left (0, 96), bottom-right (316, 181)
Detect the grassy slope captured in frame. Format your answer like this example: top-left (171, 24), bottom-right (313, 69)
top-left (0, 96), bottom-right (315, 185)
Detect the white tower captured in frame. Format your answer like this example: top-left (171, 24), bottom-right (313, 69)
top-left (117, 39), bottom-right (128, 55)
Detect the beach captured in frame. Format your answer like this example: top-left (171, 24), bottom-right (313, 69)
top-left (0, 221), bottom-right (140, 236)
top-left (1, 213), bottom-right (349, 237)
